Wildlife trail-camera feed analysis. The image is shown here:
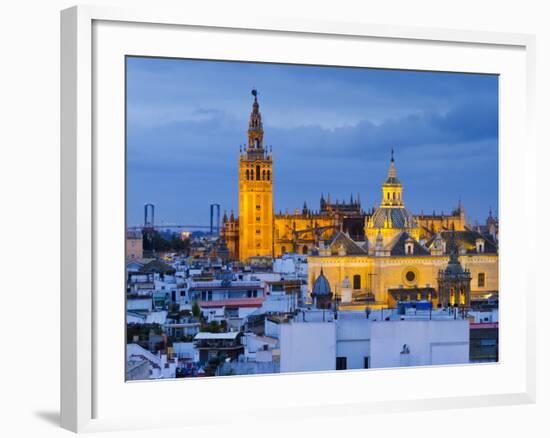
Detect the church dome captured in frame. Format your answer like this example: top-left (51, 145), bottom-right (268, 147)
top-left (312, 269), bottom-right (332, 296)
top-left (370, 206), bottom-right (417, 229)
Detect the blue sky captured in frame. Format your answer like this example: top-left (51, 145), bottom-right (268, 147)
top-left (126, 57), bottom-right (498, 227)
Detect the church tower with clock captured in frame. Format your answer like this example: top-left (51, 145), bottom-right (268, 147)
top-left (238, 89), bottom-right (274, 260)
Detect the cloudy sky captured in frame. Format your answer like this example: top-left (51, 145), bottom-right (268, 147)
top-left (126, 57), bottom-right (498, 227)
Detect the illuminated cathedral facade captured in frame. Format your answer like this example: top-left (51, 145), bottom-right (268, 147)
top-left (221, 90), bottom-right (498, 307)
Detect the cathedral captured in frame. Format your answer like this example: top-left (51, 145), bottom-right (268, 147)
top-left (222, 89), bottom-right (364, 261)
top-left (221, 90), bottom-right (499, 307)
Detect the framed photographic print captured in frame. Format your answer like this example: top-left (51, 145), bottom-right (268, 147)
top-left (61, 5), bottom-right (536, 433)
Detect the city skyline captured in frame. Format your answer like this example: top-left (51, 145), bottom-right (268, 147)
top-left (126, 57), bottom-right (498, 227)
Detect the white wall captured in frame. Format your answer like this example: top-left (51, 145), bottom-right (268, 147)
top-left (370, 320), bottom-right (469, 368)
top-left (336, 312), bottom-right (371, 369)
top-left (279, 322), bottom-right (336, 373)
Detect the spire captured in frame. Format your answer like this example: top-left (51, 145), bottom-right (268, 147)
top-left (388, 148), bottom-right (397, 179)
top-left (246, 89), bottom-right (265, 159)
top-left (444, 230), bottom-right (465, 274)
top-left (375, 229), bottom-right (384, 252)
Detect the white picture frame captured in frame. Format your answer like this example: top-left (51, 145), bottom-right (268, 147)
top-left (60, 5), bottom-right (536, 433)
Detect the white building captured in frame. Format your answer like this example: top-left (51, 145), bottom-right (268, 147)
top-left (276, 309), bottom-right (469, 373)
top-left (279, 313), bottom-right (336, 373)
top-left (336, 311), bottom-right (371, 369)
top-left (370, 319), bottom-right (469, 368)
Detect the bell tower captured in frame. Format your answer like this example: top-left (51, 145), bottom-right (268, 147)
top-left (238, 89), bottom-right (273, 261)
top-left (381, 149), bottom-right (404, 208)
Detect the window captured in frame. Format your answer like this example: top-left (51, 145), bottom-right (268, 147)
top-left (480, 339), bottom-right (497, 347)
top-left (302, 245), bottom-right (308, 254)
top-left (364, 357), bottom-right (370, 369)
top-left (353, 274), bottom-right (361, 290)
top-left (246, 169), bottom-right (249, 180)
top-left (256, 204), bottom-right (261, 210)
top-left (256, 216), bottom-right (261, 221)
top-left (405, 270), bottom-right (416, 282)
top-left (256, 229), bottom-right (261, 234)
top-left (336, 357), bottom-right (347, 370)
top-left (267, 170), bottom-right (270, 181)
top-left (262, 170), bottom-right (266, 180)
top-left (478, 273), bottom-right (486, 287)
top-left (256, 165), bottom-right (261, 180)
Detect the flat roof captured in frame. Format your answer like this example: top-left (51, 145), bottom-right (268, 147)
top-left (194, 331), bottom-right (240, 340)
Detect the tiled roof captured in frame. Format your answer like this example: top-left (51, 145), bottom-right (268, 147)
top-left (327, 231), bottom-right (368, 255)
top-left (139, 260), bottom-right (176, 274)
top-left (370, 207), bottom-right (417, 229)
top-left (312, 270), bottom-right (332, 296)
top-left (198, 298), bottom-right (264, 308)
top-left (425, 230), bottom-right (497, 254)
top-left (388, 232), bottom-right (430, 256)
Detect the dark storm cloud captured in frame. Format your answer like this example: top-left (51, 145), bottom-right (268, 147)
top-left (126, 58), bottom-right (498, 226)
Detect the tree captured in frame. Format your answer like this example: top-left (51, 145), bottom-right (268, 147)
top-left (191, 301), bottom-right (201, 319)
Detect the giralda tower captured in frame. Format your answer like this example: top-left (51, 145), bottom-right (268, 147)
top-left (238, 89), bottom-right (274, 260)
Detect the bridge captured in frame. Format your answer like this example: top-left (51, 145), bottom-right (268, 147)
top-left (128, 224), bottom-right (212, 231)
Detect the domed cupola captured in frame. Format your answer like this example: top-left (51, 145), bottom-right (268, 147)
top-left (311, 268), bottom-right (333, 309)
top-left (365, 150), bottom-right (419, 244)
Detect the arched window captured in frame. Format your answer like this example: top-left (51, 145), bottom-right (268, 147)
top-left (353, 274), bottom-right (361, 290)
top-left (245, 169), bottom-right (249, 180)
top-left (262, 170), bottom-right (266, 180)
top-left (387, 192), bottom-right (390, 200)
top-left (267, 170), bottom-right (271, 181)
top-left (249, 168), bottom-right (254, 180)
top-left (393, 192), bottom-right (396, 200)
top-left (256, 165), bottom-right (261, 180)
top-left (478, 273), bottom-right (486, 287)
top-left (302, 245), bottom-right (308, 254)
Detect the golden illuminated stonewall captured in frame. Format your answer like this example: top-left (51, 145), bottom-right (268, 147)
top-left (237, 89), bottom-right (274, 261)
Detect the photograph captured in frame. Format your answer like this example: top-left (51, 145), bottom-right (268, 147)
top-left (125, 57), bottom-right (499, 380)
